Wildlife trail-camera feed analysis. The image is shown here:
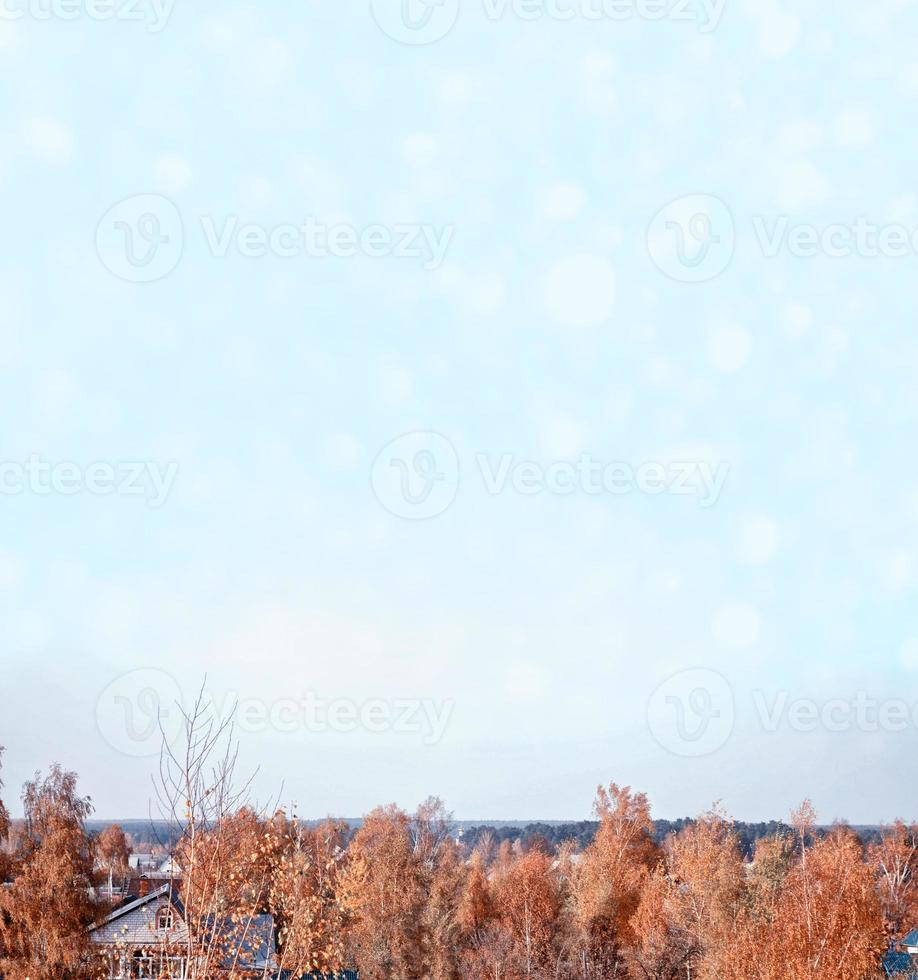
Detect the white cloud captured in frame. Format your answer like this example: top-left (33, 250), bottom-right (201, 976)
top-left (778, 161), bottom-right (832, 211)
top-left (899, 63), bottom-right (918, 99)
top-left (781, 303), bottom-right (814, 341)
top-left (736, 515), bottom-right (780, 566)
top-left (713, 602), bottom-right (762, 650)
top-left (748, 2), bottom-right (801, 59)
top-left (0, 551), bottom-right (24, 591)
top-left (0, 21), bottom-right (25, 65)
top-left (878, 549), bottom-right (914, 594)
top-left (433, 264), bottom-right (506, 318)
top-left (239, 174), bottom-right (274, 209)
top-left (504, 660), bottom-right (548, 704)
top-left (539, 414), bottom-right (587, 458)
top-left (402, 133), bottom-right (439, 169)
top-left (238, 36), bottom-right (293, 93)
top-left (153, 153), bottom-right (193, 194)
top-left (884, 191), bottom-right (917, 225)
top-left (23, 115), bottom-right (73, 167)
top-left (832, 107), bottom-right (875, 150)
top-left (296, 154), bottom-right (346, 217)
top-left (324, 433), bottom-right (363, 473)
top-left (543, 255), bottom-right (616, 328)
top-left (378, 359), bottom-right (414, 407)
top-left (537, 181), bottom-right (587, 222)
top-left (707, 322), bottom-right (752, 374)
top-left (12, 608), bottom-right (48, 652)
top-left (0, 279), bottom-right (25, 367)
top-left (200, 603), bottom-right (455, 697)
top-left (34, 369), bottom-right (80, 425)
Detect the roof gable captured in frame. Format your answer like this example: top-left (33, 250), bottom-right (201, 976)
top-left (89, 883), bottom-right (188, 948)
top-left (91, 884), bottom-right (181, 929)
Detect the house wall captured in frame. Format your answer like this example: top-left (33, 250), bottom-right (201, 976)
top-left (90, 895), bottom-right (189, 948)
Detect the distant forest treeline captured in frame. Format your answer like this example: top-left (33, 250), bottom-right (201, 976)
top-left (86, 817), bottom-right (887, 859)
top-left (460, 819), bottom-right (798, 858)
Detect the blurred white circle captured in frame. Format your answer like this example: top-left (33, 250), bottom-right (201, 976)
top-left (371, 431), bottom-right (459, 520)
top-left (95, 668), bottom-right (184, 758)
top-left (737, 515), bottom-right (779, 566)
top-left (647, 668), bottom-right (734, 758)
top-left (153, 153), bottom-right (193, 194)
top-left (707, 322), bottom-right (753, 373)
top-left (713, 602), bottom-right (761, 650)
top-left (543, 254), bottom-right (616, 327)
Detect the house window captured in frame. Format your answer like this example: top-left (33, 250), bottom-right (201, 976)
top-left (156, 906), bottom-right (174, 931)
top-left (130, 950), bottom-right (186, 978)
top-left (131, 951), bottom-right (152, 978)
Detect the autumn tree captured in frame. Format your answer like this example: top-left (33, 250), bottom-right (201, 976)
top-left (664, 807), bottom-right (745, 978)
top-left (96, 823), bottom-right (131, 894)
top-left (743, 831), bottom-right (794, 926)
top-left (0, 748), bottom-right (8, 842)
top-left (156, 684), bottom-right (283, 979)
top-left (404, 796), bottom-right (466, 980)
top-left (339, 804), bottom-right (427, 979)
top-left (458, 846), bottom-right (501, 977)
top-left (423, 834), bottom-right (466, 980)
top-left (778, 826), bottom-right (885, 980)
top-left (719, 809), bottom-right (885, 980)
top-left (0, 728), bottom-right (900, 980)
top-left (569, 783), bottom-right (659, 977)
top-left (270, 814), bottom-right (349, 977)
top-left (870, 821), bottom-right (918, 937)
top-left (0, 765), bottom-right (97, 980)
top-left (494, 846), bottom-right (563, 979)
top-left (0, 747), bottom-right (10, 883)
top-left (628, 865), bottom-right (693, 980)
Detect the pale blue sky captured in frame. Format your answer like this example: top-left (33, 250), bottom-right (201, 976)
top-left (3, 0), bottom-right (918, 823)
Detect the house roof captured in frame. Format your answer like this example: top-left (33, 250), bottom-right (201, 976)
top-left (89, 883), bottom-right (184, 932)
top-left (203, 912), bottom-right (276, 971)
top-left (89, 883), bottom-right (276, 971)
top-left (904, 930), bottom-right (918, 948)
top-left (90, 885), bottom-right (275, 972)
top-left (885, 950), bottom-right (918, 979)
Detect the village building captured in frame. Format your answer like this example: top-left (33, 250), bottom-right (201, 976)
top-left (88, 882), bottom-right (277, 979)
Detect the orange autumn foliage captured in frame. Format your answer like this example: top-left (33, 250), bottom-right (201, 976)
top-left (0, 747), bottom-right (903, 980)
